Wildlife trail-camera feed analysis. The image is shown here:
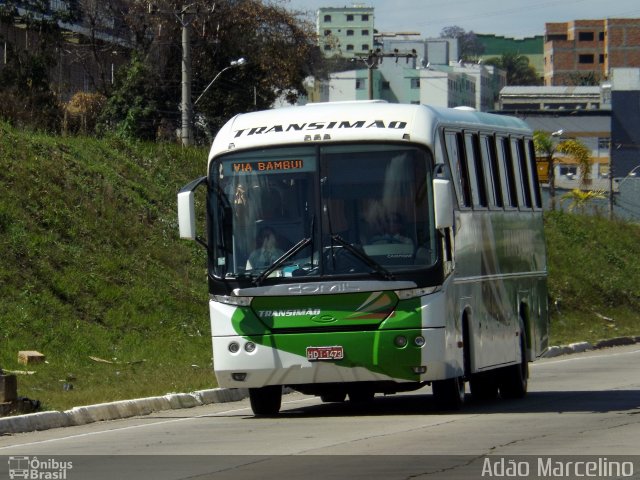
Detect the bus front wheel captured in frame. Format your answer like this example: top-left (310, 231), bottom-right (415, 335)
top-left (432, 376), bottom-right (465, 410)
top-left (249, 386), bottom-right (282, 415)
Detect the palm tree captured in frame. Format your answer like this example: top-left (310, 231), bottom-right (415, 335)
top-left (533, 131), bottom-right (558, 210)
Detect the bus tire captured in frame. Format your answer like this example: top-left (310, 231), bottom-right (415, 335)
top-left (320, 392), bottom-right (347, 403)
top-left (469, 373), bottom-right (499, 401)
top-left (249, 386), bottom-right (282, 415)
top-left (499, 325), bottom-right (529, 399)
top-left (432, 376), bottom-right (465, 410)
top-left (348, 388), bottom-right (375, 403)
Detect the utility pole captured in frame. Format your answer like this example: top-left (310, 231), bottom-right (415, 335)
top-left (149, 3), bottom-right (195, 146)
top-left (179, 9), bottom-right (194, 147)
top-left (354, 48), bottom-right (417, 100)
top-left (608, 140), bottom-right (614, 220)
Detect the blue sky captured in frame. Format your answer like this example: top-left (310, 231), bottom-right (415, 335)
top-left (281, 0), bottom-right (640, 38)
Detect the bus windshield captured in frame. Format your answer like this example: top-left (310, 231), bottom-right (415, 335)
top-left (210, 143), bottom-right (436, 281)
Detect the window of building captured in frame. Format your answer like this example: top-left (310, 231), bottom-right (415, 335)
top-left (362, 29), bottom-right (369, 35)
top-left (347, 29), bottom-right (354, 36)
top-left (362, 14), bottom-right (369, 21)
top-left (578, 54), bottom-right (594, 64)
top-left (598, 137), bottom-right (611, 149)
top-left (599, 31), bottom-right (605, 41)
top-left (355, 79), bottom-right (365, 90)
top-left (346, 14), bottom-right (354, 21)
top-left (346, 44), bottom-right (354, 51)
top-left (410, 78), bottom-right (420, 89)
top-left (382, 81), bottom-right (390, 90)
top-left (324, 44), bottom-right (332, 51)
top-left (324, 15), bottom-right (331, 22)
top-left (362, 44), bottom-right (369, 51)
top-left (599, 54), bottom-right (605, 64)
top-left (324, 29), bottom-right (331, 36)
top-left (578, 31), bottom-right (594, 41)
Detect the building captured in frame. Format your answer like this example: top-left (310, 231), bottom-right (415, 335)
top-left (609, 68), bottom-right (640, 179)
top-left (499, 86), bottom-right (607, 111)
top-left (544, 18), bottom-right (640, 86)
top-left (317, 5), bottom-right (375, 58)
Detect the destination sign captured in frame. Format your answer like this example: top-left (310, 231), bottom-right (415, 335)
top-left (223, 157), bottom-right (315, 176)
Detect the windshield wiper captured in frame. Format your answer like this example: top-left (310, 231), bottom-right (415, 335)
top-left (253, 237), bottom-right (312, 286)
top-left (331, 235), bottom-right (395, 280)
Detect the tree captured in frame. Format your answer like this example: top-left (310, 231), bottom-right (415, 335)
top-left (99, 0), bottom-right (319, 141)
top-left (557, 139), bottom-right (592, 188)
top-left (560, 189), bottom-right (605, 213)
top-left (98, 54), bottom-right (165, 140)
top-left (566, 71), bottom-right (600, 87)
top-left (0, 1), bottom-right (73, 130)
top-left (534, 131), bottom-right (559, 210)
top-left (484, 52), bottom-right (540, 86)
top-left (440, 26), bottom-right (484, 61)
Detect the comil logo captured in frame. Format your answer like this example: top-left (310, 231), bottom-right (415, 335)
top-left (8, 456), bottom-right (73, 480)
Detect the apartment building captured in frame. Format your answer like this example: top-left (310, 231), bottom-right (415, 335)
top-left (317, 5), bottom-right (375, 58)
top-left (544, 18), bottom-right (640, 85)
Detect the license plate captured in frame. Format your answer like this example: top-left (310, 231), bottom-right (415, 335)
top-left (306, 346), bottom-right (344, 361)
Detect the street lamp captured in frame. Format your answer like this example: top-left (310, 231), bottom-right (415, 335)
top-left (193, 57), bottom-right (247, 106)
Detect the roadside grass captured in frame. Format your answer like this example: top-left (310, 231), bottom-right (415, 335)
top-left (544, 210), bottom-right (640, 345)
top-left (1, 122), bottom-right (639, 412)
top-left (0, 122), bottom-right (215, 411)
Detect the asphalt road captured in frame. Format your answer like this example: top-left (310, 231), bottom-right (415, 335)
top-left (0, 345), bottom-right (638, 479)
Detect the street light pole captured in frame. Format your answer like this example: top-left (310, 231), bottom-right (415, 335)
top-left (193, 58), bottom-right (247, 106)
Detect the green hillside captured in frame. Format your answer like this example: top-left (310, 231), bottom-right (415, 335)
top-left (0, 122), bottom-right (212, 411)
top-left (1, 122), bottom-right (639, 411)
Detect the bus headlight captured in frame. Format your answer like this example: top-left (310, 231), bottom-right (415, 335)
top-left (228, 342), bottom-right (240, 353)
top-left (414, 336), bottom-right (426, 347)
top-left (244, 342), bottom-right (256, 353)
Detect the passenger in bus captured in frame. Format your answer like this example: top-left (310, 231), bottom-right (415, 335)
top-left (246, 226), bottom-right (284, 270)
top-left (369, 212), bottom-right (413, 245)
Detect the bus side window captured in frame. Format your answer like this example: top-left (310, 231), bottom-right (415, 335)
top-left (444, 131), bottom-right (472, 208)
top-left (497, 136), bottom-right (518, 208)
top-left (511, 138), bottom-right (532, 209)
top-left (527, 139), bottom-right (544, 209)
top-left (464, 132), bottom-right (488, 208)
top-left (481, 134), bottom-right (503, 208)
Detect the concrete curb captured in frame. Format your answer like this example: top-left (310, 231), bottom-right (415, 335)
top-left (2, 336), bottom-right (639, 435)
top-left (0, 387), bottom-right (248, 435)
top-left (541, 335), bottom-right (640, 358)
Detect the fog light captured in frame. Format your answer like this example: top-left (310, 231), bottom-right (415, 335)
top-left (245, 342), bottom-right (256, 353)
top-left (412, 366), bottom-right (427, 374)
top-left (414, 336), bottom-right (426, 347)
top-left (232, 372), bottom-right (247, 381)
top-left (228, 342), bottom-right (240, 353)
top-left (394, 335), bottom-right (408, 347)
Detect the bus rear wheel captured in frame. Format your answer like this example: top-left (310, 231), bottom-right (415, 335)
top-left (249, 386), bottom-right (282, 415)
top-left (499, 327), bottom-right (529, 399)
top-left (469, 373), bottom-right (499, 401)
top-left (432, 376), bottom-right (465, 410)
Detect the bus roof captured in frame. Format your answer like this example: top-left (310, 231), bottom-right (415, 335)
top-left (208, 101), bottom-right (531, 162)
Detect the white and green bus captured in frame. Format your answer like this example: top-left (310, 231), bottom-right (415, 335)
top-left (178, 101), bottom-right (549, 415)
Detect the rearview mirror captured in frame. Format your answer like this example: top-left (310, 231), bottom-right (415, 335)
top-left (177, 176), bottom-right (207, 241)
top-left (433, 178), bottom-right (453, 230)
